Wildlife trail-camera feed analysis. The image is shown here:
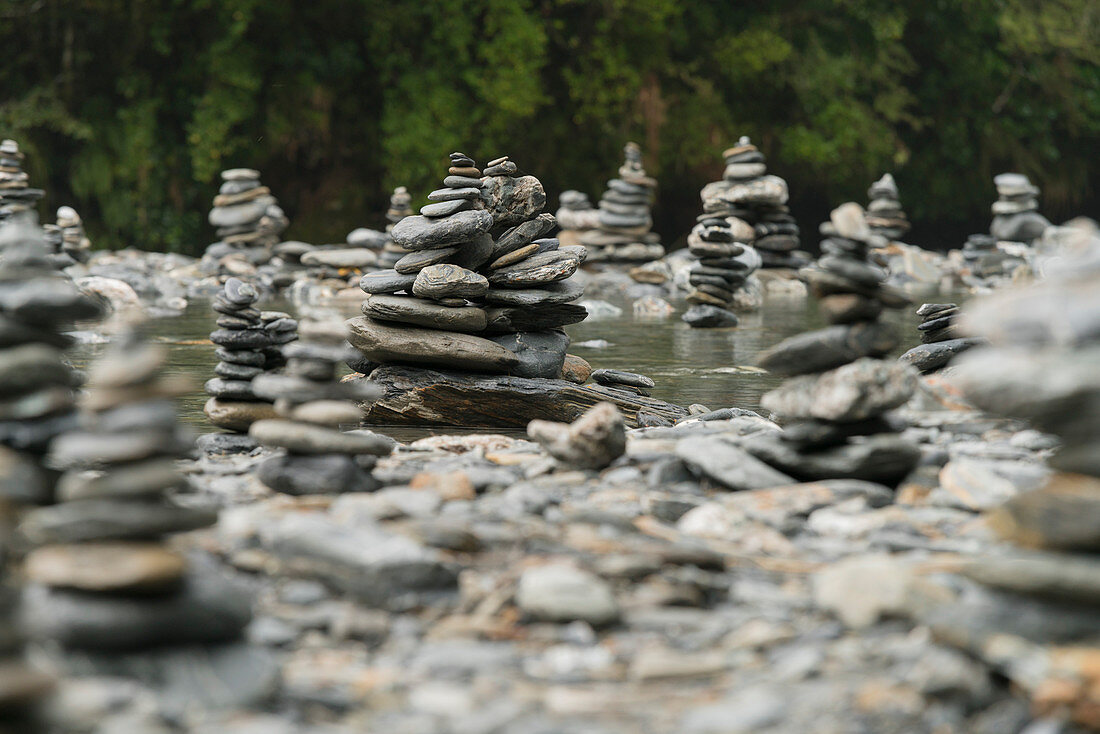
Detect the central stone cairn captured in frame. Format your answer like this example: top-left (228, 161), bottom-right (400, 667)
top-left (556, 142), bottom-right (664, 263)
top-left (748, 203), bottom-right (920, 485)
top-left (700, 136), bottom-right (807, 271)
top-left (19, 329), bottom-right (253, 652)
top-left (205, 168), bottom-right (289, 271)
top-left (203, 277), bottom-right (296, 436)
top-left (350, 152), bottom-right (585, 380)
top-left (249, 318), bottom-right (388, 495)
top-left (0, 139), bottom-right (44, 224)
top-left (865, 173), bottom-right (910, 241)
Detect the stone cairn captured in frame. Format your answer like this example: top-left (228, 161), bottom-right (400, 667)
top-left (205, 168), bottom-right (288, 267)
top-left (898, 302), bottom-right (984, 374)
top-left (41, 206), bottom-right (92, 271)
top-left (203, 277), bottom-right (295, 436)
top-left (0, 140), bottom-right (44, 225)
top-left (18, 328), bottom-right (253, 654)
top-left (681, 214), bottom-right (763, 329)
top-left (0, 217), bottom-right (102, 505)
top-left (378, 185), bottom-right (415, 269)
top-left (749, 203), bottom-right (920, 486)
top-left (557, 142), bottom-right (664, 263)
top-left (350, 152), bottom-right (587, 380)
top-left (701, 136), bottom-right (807, 271)
top-left (989, 172), bottom-right (1050, 244)
top-left (865, 173), bottom-right (910, 241)
top-left (249, 318), bottom-right (388, 495)
top-left (949, 237), bottom-right (1100, 729)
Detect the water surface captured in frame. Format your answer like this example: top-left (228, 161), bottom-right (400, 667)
top-left (70, 291), bottom-right (933, 439)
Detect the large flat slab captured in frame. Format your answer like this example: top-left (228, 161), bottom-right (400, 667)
top-left (355, 366), bottom-right (688, 429)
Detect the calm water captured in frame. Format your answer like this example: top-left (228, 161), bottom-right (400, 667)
top-left (70, 291), bottom-right (930, 437)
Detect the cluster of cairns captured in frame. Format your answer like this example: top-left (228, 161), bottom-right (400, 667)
top-left (898, 302), bottom-right (984, 374)
top-left (749, 203), bottom-right (920, 485)
top-left (0, 140), bottom-right (44, 224)
top-left (203, 278), bottom-right (297, 437)
top-left (249, 318), bottom-right (387, 495)
top-left (556, 142), bottom-right (664, 263)
top-left (0, 218), bottom-right (102, 504)
top-left (351, 152), bottom-right (587, 380)
top-left (700, 136), bottom-right (807, 271)
top-left (18, 329), bottom-right (252, 656)
top-left (41, 206), bottom-right (92, 270)
top-left (348, 185), bottom-right (414, 270)
top-left (205, 168), bottom-right (288, 267)
top-left (950, 245), bottom-right (1100, 729)
top-left (865, 173), bottom-right (910, 241)
top-left (681, 217), bottom-right (762, 328)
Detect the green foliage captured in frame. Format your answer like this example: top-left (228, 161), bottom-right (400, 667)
top-left (1, 0), bottom-right (1097, 252)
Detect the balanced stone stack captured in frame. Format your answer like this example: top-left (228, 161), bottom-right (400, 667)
top-left (898, 303), bottom-right (984, 374)
top-left (40, 206), bottom-right (92, 271)
top-left (378, 185), bottom-right (414, 269)
top-left (747, 203), bottom-right (920, 485)
top-left (203, 278), bottom-right (294, 434)
top-left (681, 215), bottom-right (762, 328)
top-left (558, 142), bottom-right (664, 263)
top-left (249, 318), bottom-right (387, 495)
top-left (351, 152), bottom-right (586, 380)
top-left (989, 172), bottom-right (1050, 244)
top-left (701, 137), bottom-right (808, 270)
top-left (0, 140), bottom-right (44, 224)
top-left (554, 190), bottom-right (597, 232)
top-left (0, 216), bottom-right (102, 505)
top-left (865, 173), bottom-right (910, 241)
top-left (947, 237), bottom-right (1100, 729)
top-left (206, 168), bottom-right (288, 265)
top-left (19, 328), bottom-right (253, 653)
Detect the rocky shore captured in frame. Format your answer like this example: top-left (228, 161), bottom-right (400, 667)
top-left (1, 135), bottom-right (1098, 732)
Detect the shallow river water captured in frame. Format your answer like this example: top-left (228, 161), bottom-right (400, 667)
top-left (70, 292), bottom-right (930, 438)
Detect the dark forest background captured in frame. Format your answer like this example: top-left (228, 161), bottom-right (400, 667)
top-left (2, 0), bottom-right (1098, 255)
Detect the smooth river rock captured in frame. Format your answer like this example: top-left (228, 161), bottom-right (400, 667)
top-left (346, 317), bottom-right (520, 372)
top-left (363, 294), bottom-right (487, 333)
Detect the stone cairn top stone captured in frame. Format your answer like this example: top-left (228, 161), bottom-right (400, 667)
top-left (947, 222), bottom-right (1100, 729)
top-left (203, 277), bottom-right (296, 441)
top-left (556, 142), bottom-right (664, 264)
top-left (19, 327), bottom-right (253, 652)
top-left (749, 203), bottom-right (920, 486)
top-left (865, 173), bottom-right (910, 241)
top-left (0, 140), bottom-right (44, 224)
top-left (348, 152), bottom-right (587, 381)
top-left (699, 136), bottom-right (807, 270)
top-left (249, 317), bottom-right (388, 495)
